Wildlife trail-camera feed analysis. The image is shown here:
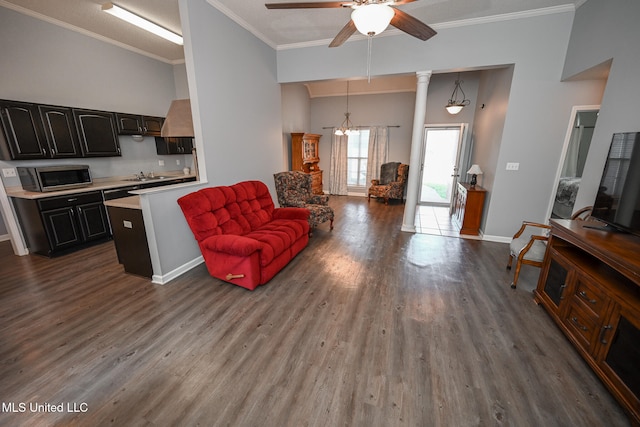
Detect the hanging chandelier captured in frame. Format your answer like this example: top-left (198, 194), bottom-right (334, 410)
top-left (335, 81), bottom-right (360, 136)
top-left (445, 73), bottom-right (471, 115)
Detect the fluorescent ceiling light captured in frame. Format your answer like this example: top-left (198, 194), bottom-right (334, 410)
top-left (102, 2), bottom-right (183, 46)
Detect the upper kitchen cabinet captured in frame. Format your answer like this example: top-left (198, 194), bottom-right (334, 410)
top-left (155, 136), bottom-right (193, 155)
top-left (116, 113), bottom-right (164, 136)
top-left (38, 105), bottom-right (82, 158)
top-left (0, 100), bottom-right (49, 160)
top-left (73, 109), bottom-right (121, 157)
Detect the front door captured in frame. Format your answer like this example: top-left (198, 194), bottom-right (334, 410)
top-left (418, 124), bottom-right (467, 211)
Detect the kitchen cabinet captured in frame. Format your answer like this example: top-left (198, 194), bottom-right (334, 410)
top-left (0, 99), bottom-right (49, 160)
top-left (155, 136), bottom-right (193, 155)
top-left (106, 200), bottom-right (153, 278)
top-left (534, 219), bottom-right (640, 425)
top-left (116, 113), bottom-right (164, 136)
top-left (38, 105), bottom-right (83, 158)
top-left (72, 109), bottom-right (121, 157)
top-left (13, 191), bottom-right (110, 256)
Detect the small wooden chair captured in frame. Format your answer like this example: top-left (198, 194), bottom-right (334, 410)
top-left (507, 206), bottom-right (593, 289)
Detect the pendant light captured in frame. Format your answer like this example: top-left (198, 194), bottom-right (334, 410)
top-left (445, 73), bottom-right (470, 115)
top-left (335, 81), bottom-right (360, 136)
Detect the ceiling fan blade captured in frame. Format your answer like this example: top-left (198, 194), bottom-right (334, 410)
top-left (266, 2), bottom-right (352, 9)
top-left (390, 8), bottom-right (437, 41)
top-left (329, 19), bottom-right (357, 47)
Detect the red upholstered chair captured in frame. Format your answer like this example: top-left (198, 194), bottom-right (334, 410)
top-left (177, 181), bottom-right (310, 290)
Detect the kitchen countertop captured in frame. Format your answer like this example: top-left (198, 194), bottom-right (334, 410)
top-left (104, 195), bottom-right (142, 210)
top-left (5, 172), bottom-right (197, 199)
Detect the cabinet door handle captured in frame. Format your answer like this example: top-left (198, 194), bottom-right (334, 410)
top-left (579, 291), bottom-right (597, 304)
top-left (571, 317), bottom-right (588, 331)
top-left (559, 283), bottom-right (567, 300)
top-left (599, 325), bottom-right (612, 344)
top-left (67, 198), bottom-right (78, 202)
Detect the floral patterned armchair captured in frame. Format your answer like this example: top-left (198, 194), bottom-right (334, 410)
top-left (274, 171), bottom-right (334, 233)
top-left (367, 163), bottom-right (409, 205)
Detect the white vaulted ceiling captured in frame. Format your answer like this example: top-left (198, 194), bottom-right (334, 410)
top-left (1, 0), bottom-right (583, 64)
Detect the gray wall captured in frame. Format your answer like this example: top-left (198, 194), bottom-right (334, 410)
top-left (564, 0), bottom-right (640, 213)
top-left (276, 9), bottom-right (605, 238)
top-left (142, 0), bottom-right (284, 280)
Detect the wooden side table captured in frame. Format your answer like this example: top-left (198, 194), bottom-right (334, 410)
top-left (452, 182), bottom-right (486, 235)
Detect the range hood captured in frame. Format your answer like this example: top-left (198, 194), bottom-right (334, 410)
top-left (161, 99), bottom-right (194, 138)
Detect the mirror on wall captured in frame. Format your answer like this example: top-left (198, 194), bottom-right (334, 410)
top-left (550, 107), bottom-right (599, 219)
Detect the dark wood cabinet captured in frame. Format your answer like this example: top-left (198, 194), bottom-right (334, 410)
top-left (73, 109), bottom-right (121, 157)
top-left (155, 136), bottom-right (193, 155)
top-left (452, 182), bottom-right (486, 235)
top-left (38, 105), bottom-right (82, 158)
top-left (106, 204), bottom-right (152, 278)
top-left (13, 191), bottom-right (110, 256)
top-left (0, 100), bottom-right (48, 160)
top-left (535, 219), bottom-right (640, 425)
top-left (116, 113), bottom-right (164, 136)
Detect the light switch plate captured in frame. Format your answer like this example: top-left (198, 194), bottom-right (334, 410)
top-left (2, 168), bottom-right (17, 178)
top-left (123, 220), bottom-right (133, 229)
top-left (158, 160), bottom-right (165, 166)
top-left (506, 162), bottom-right (520, 171)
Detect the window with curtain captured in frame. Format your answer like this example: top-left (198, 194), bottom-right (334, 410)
top-left (347, 129), bottom-right (370, 187)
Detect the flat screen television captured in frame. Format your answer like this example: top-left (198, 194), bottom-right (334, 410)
top-left (591, 132), bottom-right (640, 236)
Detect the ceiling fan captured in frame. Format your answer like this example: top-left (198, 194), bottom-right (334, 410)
top-left (265, 0), bottom-right (437, 47)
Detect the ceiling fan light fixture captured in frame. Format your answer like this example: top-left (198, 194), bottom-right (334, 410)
top-left (445, 73), bottom-right (471, 115)
top-left (351, 4), bottom-right (395, 37)
top-left (102, 2), bottom-right (183, 45)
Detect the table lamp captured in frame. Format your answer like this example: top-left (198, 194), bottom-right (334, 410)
top-left (467, 164), bottom-right (483, 187)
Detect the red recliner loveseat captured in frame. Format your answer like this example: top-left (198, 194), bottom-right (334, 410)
top-left (177, 180), bottom-right (310, 290)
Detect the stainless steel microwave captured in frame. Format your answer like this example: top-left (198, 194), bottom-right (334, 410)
top-left (17, 165), bottom-right (92, 192)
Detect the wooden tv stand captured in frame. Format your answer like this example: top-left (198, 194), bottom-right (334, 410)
top-left (534, 219), bottom-right (640, 425)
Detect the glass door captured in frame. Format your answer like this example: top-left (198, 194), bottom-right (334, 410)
top-left (418, 124), bottom-right (467, 209)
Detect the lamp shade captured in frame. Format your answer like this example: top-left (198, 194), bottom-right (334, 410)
top-left (467, 164), bottom-right (483, 175)
top-left (445, 105), bottom-right (464, 115)
top-left (351, 4), bottom-right (395, 36)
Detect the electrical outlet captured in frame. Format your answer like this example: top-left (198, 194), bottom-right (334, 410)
top-left (2, 168), bottom-right (17, 178)
top-left (506, 162), bottom-right (520, 171)
top-left (123, 220), bottom-right (133, 229)
top-left (176, 159), bottom-right (181, 165)
top-left (158, 160), bottom-right (165, 166)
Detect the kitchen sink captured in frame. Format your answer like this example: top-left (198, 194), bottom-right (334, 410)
top-left (123, 176), bottom-right (170, 182)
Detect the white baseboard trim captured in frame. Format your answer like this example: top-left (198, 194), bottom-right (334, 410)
top-left (0, 233), bottom-right (10, 242)
top-left (482, 234), bottom-right (512, 243)
top-left (152, 255), bottom-right (204, 285)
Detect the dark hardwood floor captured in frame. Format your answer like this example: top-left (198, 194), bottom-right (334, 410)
top-left (0, 196), bottom-right (630, 426)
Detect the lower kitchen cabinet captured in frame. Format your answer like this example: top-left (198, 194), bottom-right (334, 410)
top-left (106, 202), bottom-right (152, 278)
top-left (13, 191), bottom-right (110, 256)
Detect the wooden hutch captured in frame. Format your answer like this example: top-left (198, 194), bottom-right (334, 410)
top-left (291, 132), bottom-right (323, 194)
top-left (535, 219), bottom-right (640, 425)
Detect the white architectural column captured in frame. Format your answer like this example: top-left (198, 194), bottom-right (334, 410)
top-left (402, 70), bottom-right (432, 232)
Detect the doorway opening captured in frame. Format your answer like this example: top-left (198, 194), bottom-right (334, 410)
top-left (418, 124), bottom-right (467, 210)
top-left (548, 106), bottom-right (599, 219)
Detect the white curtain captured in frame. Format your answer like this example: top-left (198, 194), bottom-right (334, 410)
top-left (329, 132), bottom-right (348, 195)
top-left (365, 126), bottom-right (389, 191)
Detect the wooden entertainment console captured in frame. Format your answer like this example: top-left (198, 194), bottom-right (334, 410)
top-left (534, 219), bottom-right (640, 425)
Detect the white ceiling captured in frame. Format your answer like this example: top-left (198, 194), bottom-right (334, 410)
top-left (1, 0), bottom-right (582, 64)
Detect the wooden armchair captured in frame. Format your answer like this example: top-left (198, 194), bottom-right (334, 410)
top-left (507, 206), bottom-right (593, 289)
